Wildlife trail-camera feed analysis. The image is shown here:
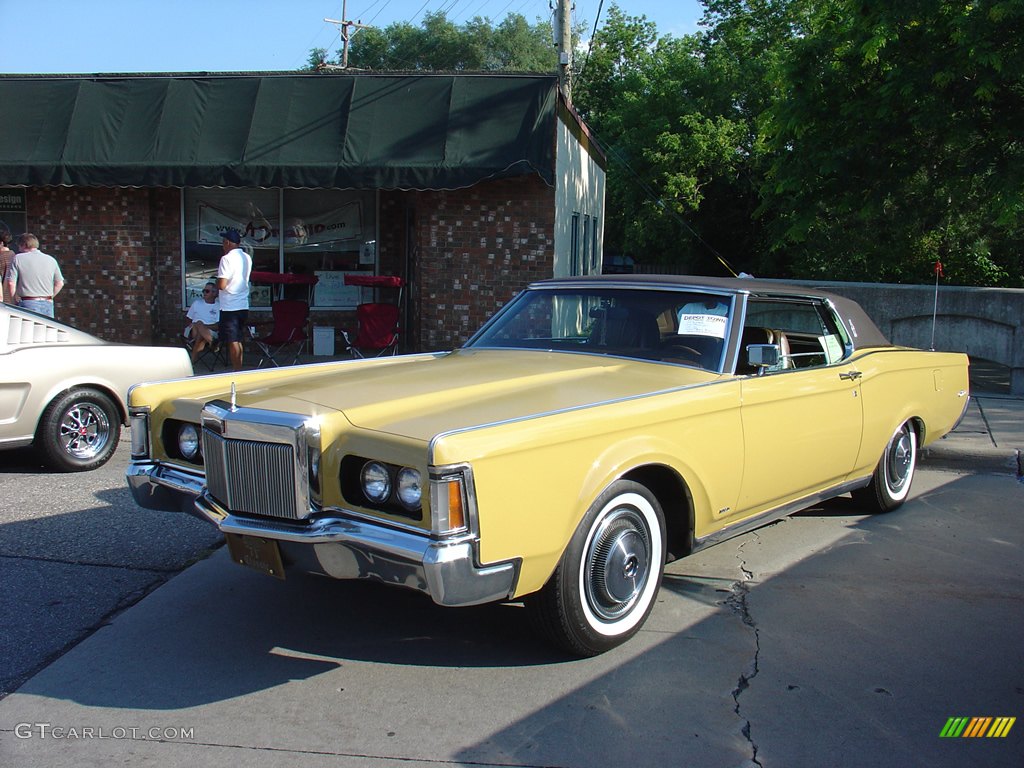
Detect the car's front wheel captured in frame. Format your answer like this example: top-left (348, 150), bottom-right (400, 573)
top-left (37, 388), bottom-right (121, 472)
top-left (527, 480), bottom-right (666, 656)
top-left (853, 421), bottom-right (917, 513)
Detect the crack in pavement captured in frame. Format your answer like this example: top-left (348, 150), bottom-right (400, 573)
top-left (726, 538), bottom-right (763, 768)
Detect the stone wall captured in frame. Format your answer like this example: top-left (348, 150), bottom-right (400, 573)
top-left (799, 280), bottom-right (1024, 395)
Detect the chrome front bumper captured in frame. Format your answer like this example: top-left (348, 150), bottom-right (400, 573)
top-left (126, 461), bottom-right (518, 607)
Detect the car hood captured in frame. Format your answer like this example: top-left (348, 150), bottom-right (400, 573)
top-left (227, 349), bottom-right (720, 441)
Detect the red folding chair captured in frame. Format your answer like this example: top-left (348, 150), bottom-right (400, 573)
top-left (250, 299), bottom-right (310, 367)
top-left (341, 274), bottom-right (404, 358)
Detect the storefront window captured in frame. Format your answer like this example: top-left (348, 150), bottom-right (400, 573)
top-left (283, 189), bottom-right (376, 307)
top-left (183, 189), bottom-right (279, 307)
top-left (182, 188), bottom-right (377, 308)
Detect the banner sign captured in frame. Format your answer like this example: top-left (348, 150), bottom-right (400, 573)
top-left (0, 189), bottom-right (26, 212)
top-left (0, 188), bottom-right (27, 237)
top-left (198, 201), bottom-right (363, 248)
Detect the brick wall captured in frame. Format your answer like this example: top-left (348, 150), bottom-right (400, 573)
top-left (21, 176), bottom-right (557, 353)
top-left (414, 176), bottom-right (556, 351)
top-left (25, 186), bottom-right (179, 344)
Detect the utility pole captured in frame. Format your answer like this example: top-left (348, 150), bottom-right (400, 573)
top-left (555, 0), bottom-right (573, 104)
top-left (324, 0), bottom-right (370, 70)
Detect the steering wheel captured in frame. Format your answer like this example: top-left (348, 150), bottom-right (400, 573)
top-left (660, 340), bottom-right (703, 364)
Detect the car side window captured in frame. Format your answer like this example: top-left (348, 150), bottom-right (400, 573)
top-left (742, 299), bottom-right (848, 372)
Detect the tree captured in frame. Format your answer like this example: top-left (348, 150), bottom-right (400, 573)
top-left (574, 2), bottom-right (807, 276)
top-left (761, 0), bottom-right (1024, 285)
top-left (310, 12), bottom-right (559, 73)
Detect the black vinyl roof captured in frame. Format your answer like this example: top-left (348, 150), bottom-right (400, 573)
top-left (534, 273), bottom-right (894, 349)
top-left (0, 72), bottom-right (559, 190)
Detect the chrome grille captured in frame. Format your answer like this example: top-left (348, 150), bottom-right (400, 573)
top-left (203, 429), bottom-right (298, 519)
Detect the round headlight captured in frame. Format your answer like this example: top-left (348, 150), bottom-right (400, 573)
top-left (361, 461), bottom-right (391, 503)
top-left (178, 423), bottom-right (200, 460)
top-left (396, 467), bottom-right (422, 511)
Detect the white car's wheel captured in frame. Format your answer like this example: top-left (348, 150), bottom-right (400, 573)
top-left (37, 388), bottom-right (120, 472)
top-left (527, 480), bottom-right (666, 656)
top-left (853, 421), bottom-right (917, 513)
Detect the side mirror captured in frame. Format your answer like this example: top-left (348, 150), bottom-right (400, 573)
top-left (746, 344), bottom-right (781, 371)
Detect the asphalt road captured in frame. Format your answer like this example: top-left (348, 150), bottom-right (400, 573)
top-left (0, 435), bottom-right (222, 697)
top-left (1, 440), bottom-right (1022, 767)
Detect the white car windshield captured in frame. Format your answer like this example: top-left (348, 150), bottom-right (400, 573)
top-left (466, 287), bottom-right (734, 373)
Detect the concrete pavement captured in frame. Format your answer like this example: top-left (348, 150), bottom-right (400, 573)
top-left (0, 355), bottom-right (1020, 767)
top-left (1, 471), bottom-right (1021, 768)
top-left (919, 357), bottom-right (1024, 476)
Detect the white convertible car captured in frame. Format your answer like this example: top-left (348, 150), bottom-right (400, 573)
top-left (1, 303), bottom-right (193, 471)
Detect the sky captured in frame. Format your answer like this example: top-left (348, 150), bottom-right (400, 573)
top-left (0, 0), bottom-right (705, 74)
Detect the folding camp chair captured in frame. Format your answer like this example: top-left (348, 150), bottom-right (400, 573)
top-left (185, 335), bottom-right (226, 371)
top-left (250, 299), bottom-right (310, 367)
top-left (341, 302), bottom-right (401, 357)
top-left (340, 274), bottom-right (404, 358)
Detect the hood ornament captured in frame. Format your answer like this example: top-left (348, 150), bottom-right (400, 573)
top-left (230, 382), bottom-right (237, 412)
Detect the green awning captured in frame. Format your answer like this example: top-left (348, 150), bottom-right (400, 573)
top-left (0, 73), bottom-right (558, 189)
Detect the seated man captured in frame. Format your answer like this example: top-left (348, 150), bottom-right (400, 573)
top-left (184, 282), bottom-right (220, 363)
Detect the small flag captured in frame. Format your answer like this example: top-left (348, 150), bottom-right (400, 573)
top-left (934, 260), bottom-right (944, 278)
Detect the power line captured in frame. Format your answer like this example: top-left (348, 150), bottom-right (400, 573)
top-left (579, 0), bottom-right (603, 79)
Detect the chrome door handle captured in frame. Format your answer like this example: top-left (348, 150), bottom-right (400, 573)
top-left (839, 370), bottom-right (862, 381)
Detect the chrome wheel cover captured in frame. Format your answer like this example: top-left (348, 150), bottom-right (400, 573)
top-left (59, 402), bottom-right (111, 460)
top-left (884, 426), bottom-right (914, 494)
top-left (584, 507), bottom-right (651, 622)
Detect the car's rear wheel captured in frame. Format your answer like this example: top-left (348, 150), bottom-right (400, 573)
top-left (853, 421), bottom-right (917, 513)
top-left (37, 388), bottom-right (121, 472)
top-left (527, 480), bottom-right (665, 656)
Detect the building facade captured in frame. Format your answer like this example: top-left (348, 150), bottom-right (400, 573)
top-left (0, 72), bottom-right (605, 352)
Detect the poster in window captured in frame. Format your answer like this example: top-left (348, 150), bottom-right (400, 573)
top-left (314, 271), bottom-right (363, 307)
top-left (198, 201), bottom-right (363, 248)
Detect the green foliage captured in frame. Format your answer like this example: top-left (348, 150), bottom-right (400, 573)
top-left (575, 2), bottom-right (808, 275)
top-left (313, 11), bottom-right (558, 72)
top-left (306, 2), bottom-right (1023, 287)
top-left (760, 0), bottom-right (1024, 285)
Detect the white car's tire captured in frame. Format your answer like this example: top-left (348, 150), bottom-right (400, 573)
top-left (37, 388), bottom-right (120, 472)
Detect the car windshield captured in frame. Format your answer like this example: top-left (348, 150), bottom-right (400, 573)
top-left (466, 287), bottom-right (734, 373)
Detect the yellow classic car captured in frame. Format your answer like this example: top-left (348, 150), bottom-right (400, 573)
top-left (126, 275), bottom-right (969, 655)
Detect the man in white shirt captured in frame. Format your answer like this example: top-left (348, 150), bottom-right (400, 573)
top-left (184, 281), bottom-right (220, 364)
top-left (215, 228), bottom-right (252, 371)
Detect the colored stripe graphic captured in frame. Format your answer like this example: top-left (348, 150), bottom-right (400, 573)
top-left (940, 716), bottom-right (1015, 738)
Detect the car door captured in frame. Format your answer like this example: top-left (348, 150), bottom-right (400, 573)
top-left (734, 298), bottom-right (864, 517)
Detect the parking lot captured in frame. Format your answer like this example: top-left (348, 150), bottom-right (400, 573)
top-left (1, 433), bottom-right (1022, 767)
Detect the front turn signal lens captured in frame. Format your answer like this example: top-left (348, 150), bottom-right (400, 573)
top-left (447, 481), bottom-right (465, 531)
top-left (430, 473), bottom-right (469, 535)
top-left (129, 408), bottom-right (150, 458)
